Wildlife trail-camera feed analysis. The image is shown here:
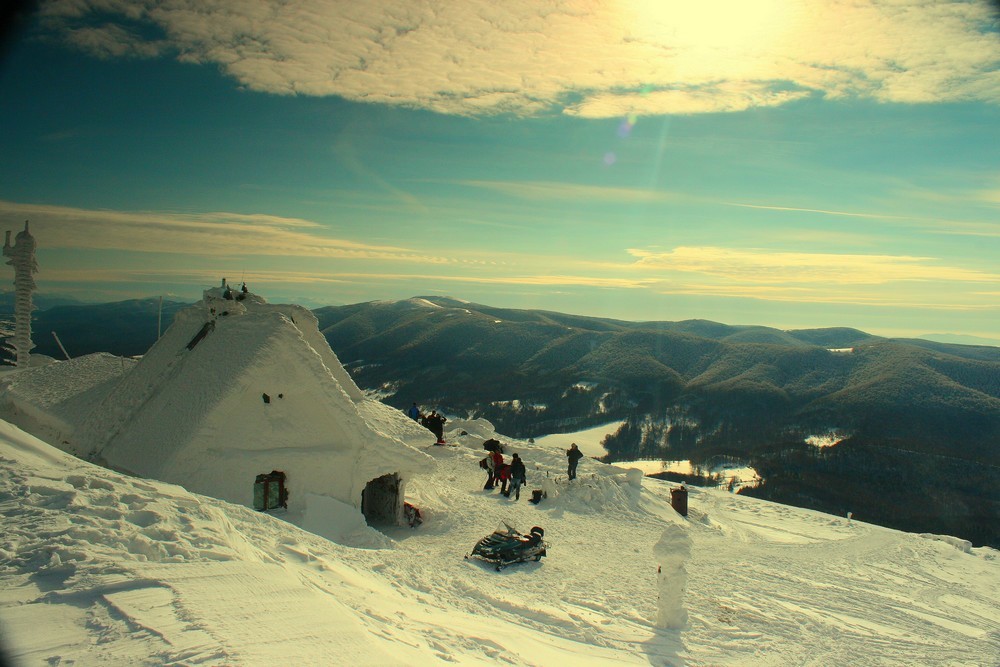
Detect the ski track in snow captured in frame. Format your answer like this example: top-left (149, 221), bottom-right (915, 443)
top-left (1, 421), bottom-right (998, 666)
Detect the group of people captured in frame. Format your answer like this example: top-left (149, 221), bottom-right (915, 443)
top-left (482, 447), bottom-right (528, 500)
top-left (480, 441), bottom-right (587, 500)
top-left (407, 403), bottom-right (447, 444)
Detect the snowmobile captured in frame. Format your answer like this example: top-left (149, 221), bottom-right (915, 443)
top-left (466, 522), bottom-right (547, 571)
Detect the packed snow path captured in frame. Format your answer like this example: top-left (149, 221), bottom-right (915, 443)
top-left (1, 421), bottom-right (998, 665)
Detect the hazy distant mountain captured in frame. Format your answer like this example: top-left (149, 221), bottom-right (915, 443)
top-left (9, 294), bottom-right (999, 546)
top-left (0, 291), bottom-right (90, 312)
top-left (27, 298), bottom-right (191, 359)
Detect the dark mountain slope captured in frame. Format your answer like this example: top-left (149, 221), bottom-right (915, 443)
top-left (25, 298), bottom-right (190, 359)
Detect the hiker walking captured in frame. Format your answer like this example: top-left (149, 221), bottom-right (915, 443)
top-left (566, 443), bottom-right (583, 480)
top-left (498, 461), bottom-right (512, 496)
top-left (509, 453), bottom-right (527, 500)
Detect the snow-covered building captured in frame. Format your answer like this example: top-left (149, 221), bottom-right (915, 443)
top-left (72, 281), bottom-right (434, 528)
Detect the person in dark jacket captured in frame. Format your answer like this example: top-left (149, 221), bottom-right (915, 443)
top-left (407, 403), bottom-right (421, 421)
top-left (509, 453), bottom-right (527, 500)
top-left (566, 443), bottom-right (583, 480)
top-left (426, 411), bottom-right (447, 444)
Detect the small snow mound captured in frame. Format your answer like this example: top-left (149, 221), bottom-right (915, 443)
top-left (301, 494), bottom-right (391, 549)
top-left (543, 471), bottom-right (640, 515)
top-left (445, 417), bottom-right (496, 444)
top-left (919, 533), bottom-right (973, 554)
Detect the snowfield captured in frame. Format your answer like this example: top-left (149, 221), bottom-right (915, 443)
top-left (2, 417), bottom-right (997, 666)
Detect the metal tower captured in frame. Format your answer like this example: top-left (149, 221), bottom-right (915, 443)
top-left (3, 221), bottom-right (38, 367)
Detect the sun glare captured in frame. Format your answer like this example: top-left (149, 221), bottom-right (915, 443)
top-left (626, 0), bottom-right (795, 54)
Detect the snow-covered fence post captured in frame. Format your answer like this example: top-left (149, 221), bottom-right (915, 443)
top-left (3, 221), bottom-right (38, 368)
top-left (653, 523), bottom-right (692, 629)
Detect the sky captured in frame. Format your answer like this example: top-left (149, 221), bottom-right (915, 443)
top-left (0, 0), bottom-right (998, 340)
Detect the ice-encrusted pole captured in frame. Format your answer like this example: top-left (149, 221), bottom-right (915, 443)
top-left (3, 221), bottom-right (38, 367)
top-left (653, 523), bottom-right (692, 629)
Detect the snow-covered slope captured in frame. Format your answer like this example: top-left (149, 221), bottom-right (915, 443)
top-left (1, 418), bottom-right (997, 666)
top-left (0, 352), bottom-right (136, 446)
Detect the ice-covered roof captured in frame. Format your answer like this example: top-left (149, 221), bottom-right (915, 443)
top-left (0, 352), bottom-right (135, 447)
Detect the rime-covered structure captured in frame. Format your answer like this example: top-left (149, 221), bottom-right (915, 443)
top-left (73, 283), bottom-right (435, 535)
top-left (3, 221), bottom-right (38, 368)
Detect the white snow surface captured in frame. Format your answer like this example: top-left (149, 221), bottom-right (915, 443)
top-left (0, 352), bottom-right (136, 446)
top-left (2, 418), bottom-right (998, 665)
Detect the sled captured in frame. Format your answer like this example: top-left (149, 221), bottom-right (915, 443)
top-left (465, 522), bottom-right (547, 571)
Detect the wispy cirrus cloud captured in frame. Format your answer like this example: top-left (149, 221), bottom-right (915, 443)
top-left (290, 272), bottom-right (657, 290)
top-left (0, 200), bottom-right (438, 262)
top-left (727, 198), bottom-right (1000, 237)
top-left (36, 0), bottom-right (1000, 117)
top-left (724, 202), bottom-right (910, 221)
top-left (628, 246), bottom-right (1000, 285)
top-left (457, 180), bottom-right (678, 203)
top-left (659, 282), bottom-right (998, 311)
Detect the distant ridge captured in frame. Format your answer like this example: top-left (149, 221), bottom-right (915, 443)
top-left (917, 333), bottom-right (1000, 347)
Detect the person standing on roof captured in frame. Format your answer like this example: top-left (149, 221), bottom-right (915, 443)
top-left (566, 443), bottom-right (583, 480)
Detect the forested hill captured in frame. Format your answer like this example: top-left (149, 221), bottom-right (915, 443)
top-left (313, 296), bottom-right (1000, 547)
top-left (313, 296), bottom-right (998, 458)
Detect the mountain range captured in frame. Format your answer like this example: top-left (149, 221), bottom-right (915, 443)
top-left (13, 294), bottom-right (1000, 547)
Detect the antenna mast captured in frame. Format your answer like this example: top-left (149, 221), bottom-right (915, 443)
top-left (2, 221), bottom-right (38, 367)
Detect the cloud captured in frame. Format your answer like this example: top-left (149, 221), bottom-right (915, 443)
top-left (724, 199), bottom-right (1000, 237)
top-left (457, 180), bottom-right (678, 203)
top-left (658, 282), bottom-right (998, 311)
top-left (36, 0), bottom-right (1000, 117)
top-left (292, 271), bottom-right (654, 289)
top-left (0, 200), bottom-right (436, 261)
top-left (628, 246), bottom-right (1000, 285)
top-left (724, 202), bottom-right (910, 221)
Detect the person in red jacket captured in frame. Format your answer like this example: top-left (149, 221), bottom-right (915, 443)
top-left (497, 461), bottom-right (512, 496)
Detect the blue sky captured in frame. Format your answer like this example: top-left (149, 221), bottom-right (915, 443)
top-left (0, 1), bottom-right (998, 340)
